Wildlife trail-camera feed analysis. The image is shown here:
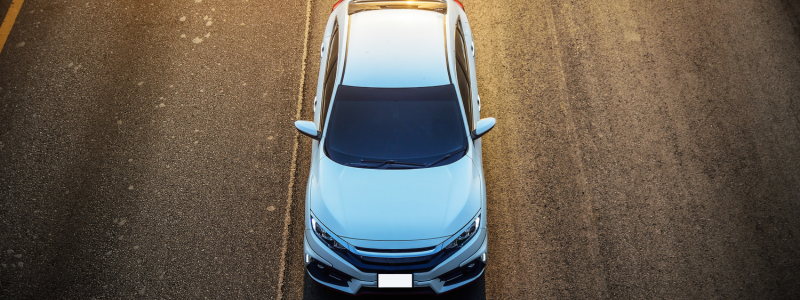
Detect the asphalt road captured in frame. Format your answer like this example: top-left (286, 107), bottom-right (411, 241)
top-left (2, 0), bottom-right (799, 299)
top-left (0, 0), bottom-right (309, 298)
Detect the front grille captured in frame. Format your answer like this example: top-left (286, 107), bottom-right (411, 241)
top-left (353, 246), bottom-right (436, 253)
top-left (359, 255), bottom-right (431, 265)
top-left (331, 247), bottom-right (459, 274)
top-left (356, 287), bottom-right (437, 296)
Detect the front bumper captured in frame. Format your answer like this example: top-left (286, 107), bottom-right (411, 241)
top-left (303, 228), bottom-right (488, 295)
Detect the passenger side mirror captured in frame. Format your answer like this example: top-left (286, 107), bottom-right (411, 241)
top-left (295, 120), bottom-right (320, 140)
top-left (472, 118), bottom-right (496, 140)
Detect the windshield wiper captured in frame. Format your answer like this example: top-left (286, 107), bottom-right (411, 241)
top-left (349, 159), bottom-right (426, 169)
top-left (346, 148), bottom-right (467, 169)
top-left (426, 147), bottom-right (468, 167)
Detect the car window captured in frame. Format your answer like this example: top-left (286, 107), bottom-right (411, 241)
top-left (455, 20), bottom-right (473, 130)
top-left (324, 85), bottom-right (468, 168)
top-left (321, 22), bottom-right (340, 130)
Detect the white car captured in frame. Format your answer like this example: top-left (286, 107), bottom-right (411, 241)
top-left (294, 0), bottom-right (495, 295)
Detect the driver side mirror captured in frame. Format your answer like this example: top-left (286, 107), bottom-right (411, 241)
top-left (295, 120), bottom-right (320, 140)
top-left (472, 118), bottom-right (496, 140)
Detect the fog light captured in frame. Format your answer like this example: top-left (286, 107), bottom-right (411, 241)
top-left (316, 263), bottom-right (325, 270)
top-left (467, 263), bottom-right (475, 268)
top-left (481, 252), bottom-right (487, 263)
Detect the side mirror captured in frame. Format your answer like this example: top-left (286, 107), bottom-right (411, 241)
top-left (472, 118), bottom-right (496, 140)
top-left (295, 120), bottom-right (320, 140)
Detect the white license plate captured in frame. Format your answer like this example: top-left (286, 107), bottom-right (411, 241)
top-left (378, 274), bottom-right (413, 288)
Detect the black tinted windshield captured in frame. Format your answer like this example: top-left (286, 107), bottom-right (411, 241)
top-left (324, 85), bottom-right (468, 168)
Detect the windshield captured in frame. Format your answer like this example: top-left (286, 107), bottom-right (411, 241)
top-left (324, 84), bottom-right (468, 168)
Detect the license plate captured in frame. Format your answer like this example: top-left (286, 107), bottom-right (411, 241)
top-left (378, 274), bottom-right (413, 288)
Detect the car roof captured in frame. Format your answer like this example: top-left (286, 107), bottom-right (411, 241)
top-left (342, 9), bottom-right (451, 88)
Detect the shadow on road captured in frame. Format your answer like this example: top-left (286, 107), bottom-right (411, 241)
top-left (780, 0), bottom-right (800, 39)
top-left (302, 272), bottom-right (487, 300)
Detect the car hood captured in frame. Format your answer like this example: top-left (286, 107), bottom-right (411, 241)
top-left (309, 155), bottom-right (481, 241)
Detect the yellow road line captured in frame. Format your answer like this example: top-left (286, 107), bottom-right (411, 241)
top-left (0, 0), bottom-right (25, 56)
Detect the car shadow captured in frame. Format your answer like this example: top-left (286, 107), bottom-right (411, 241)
top-left (302, 272), bottom-right (487, 300)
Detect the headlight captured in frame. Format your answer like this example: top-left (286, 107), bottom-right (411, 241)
top-left (311, 216), bottom-right (347, 250)
top-left (444, 215), bottom-right (480, 250)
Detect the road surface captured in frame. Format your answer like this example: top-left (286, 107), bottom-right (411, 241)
top-left (1, 0), bottom-right (799, 299)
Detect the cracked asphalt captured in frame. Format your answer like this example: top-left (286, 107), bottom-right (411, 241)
top-left (2, 0), bottom-right (799, 299)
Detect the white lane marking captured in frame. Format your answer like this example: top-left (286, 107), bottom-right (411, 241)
top-left (276, 0), bottom-right (313, 299)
